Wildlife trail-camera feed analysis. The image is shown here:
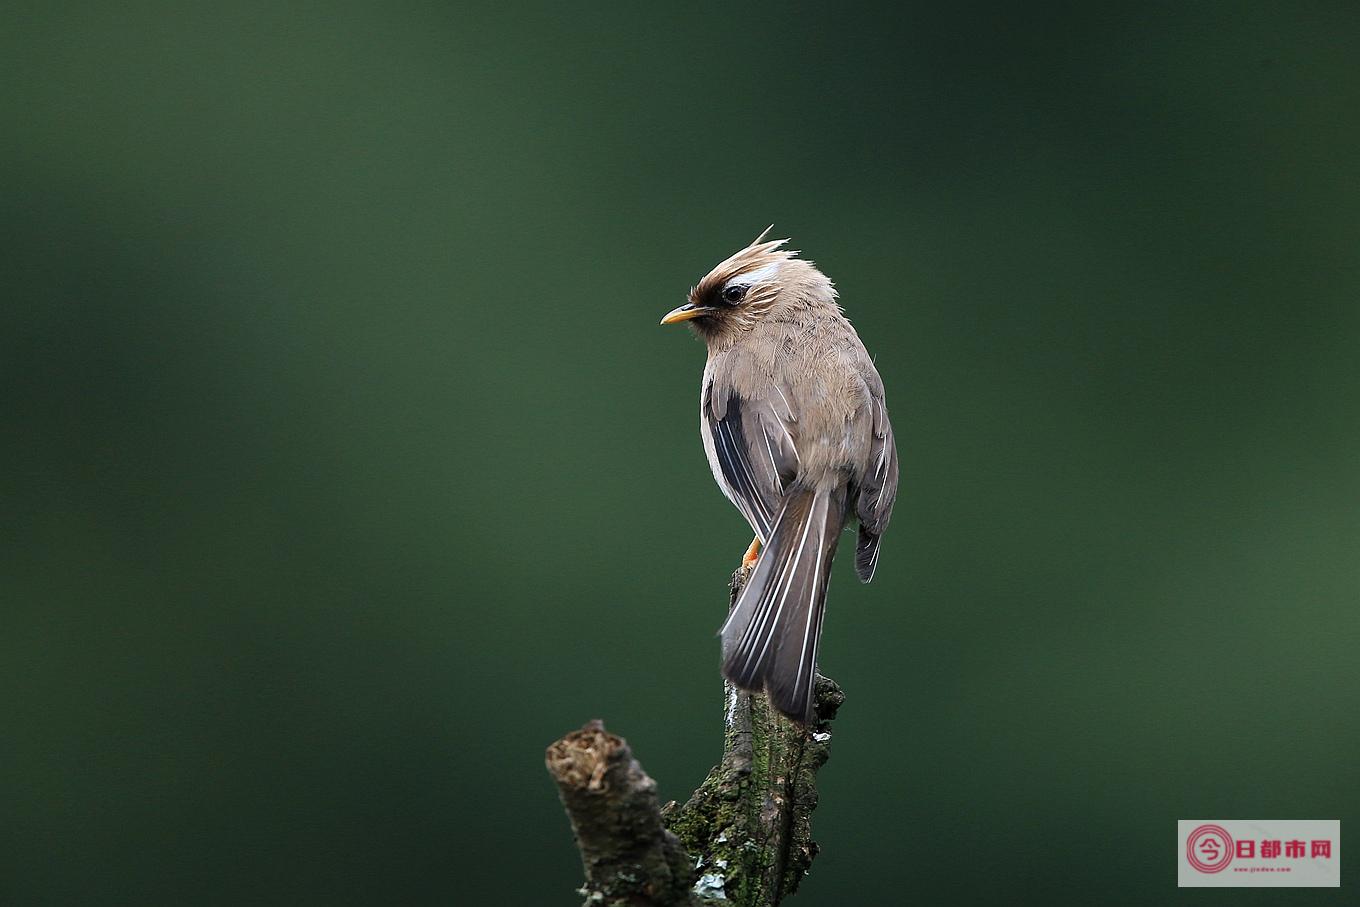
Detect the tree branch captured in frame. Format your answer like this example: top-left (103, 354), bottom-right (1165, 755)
top-left (546, 720), bottom-right (698, 906)
top-left (546, 566), bottom-right (844, 906)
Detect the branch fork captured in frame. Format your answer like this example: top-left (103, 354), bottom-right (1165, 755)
top-left (546, 567), bottom-right (844, 906)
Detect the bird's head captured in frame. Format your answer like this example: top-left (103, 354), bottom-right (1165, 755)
top-left (661, 228), bottom-right (833, 342)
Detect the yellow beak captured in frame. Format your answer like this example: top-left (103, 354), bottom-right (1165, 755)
top-left (660, 302), bottom-right (714, 325)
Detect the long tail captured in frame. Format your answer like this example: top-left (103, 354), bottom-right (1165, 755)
top-left (719, 487), bottom-right (844, 721)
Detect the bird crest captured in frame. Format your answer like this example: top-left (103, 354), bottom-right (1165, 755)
top-left (689, 226), bottom-right (797, 307)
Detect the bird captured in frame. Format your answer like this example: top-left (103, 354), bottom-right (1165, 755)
top-left (661, 228), bottom-right (899, 722)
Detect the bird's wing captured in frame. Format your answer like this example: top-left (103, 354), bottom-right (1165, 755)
top-left (854, 375), bottom-right (898, 582)
top-left (704, 380), bottom-right (800, 543)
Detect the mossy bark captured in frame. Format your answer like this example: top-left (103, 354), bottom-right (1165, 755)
top-left (662, 566), bottom-right (844, 905)
top-left (547, 566), bottom-right (843, 906)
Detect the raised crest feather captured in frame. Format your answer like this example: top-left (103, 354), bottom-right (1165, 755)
top-left (688, 227), bottom-right (798, 311)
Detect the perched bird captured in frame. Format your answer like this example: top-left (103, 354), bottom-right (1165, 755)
top-left (661, 229), bottom-right (899, 721)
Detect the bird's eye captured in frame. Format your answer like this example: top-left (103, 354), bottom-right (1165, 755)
top-left (722, 284), bottom-right (747, 304)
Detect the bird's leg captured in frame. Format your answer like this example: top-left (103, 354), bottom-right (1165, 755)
top-left (742, 536), bottom-right (761, 569)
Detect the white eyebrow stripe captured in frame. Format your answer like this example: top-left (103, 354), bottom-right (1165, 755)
top-left (729, 260), bottom-right (783, 289)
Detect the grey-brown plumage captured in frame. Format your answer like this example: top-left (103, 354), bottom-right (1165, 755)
top-left (662, 229), bottom-right (899, 721)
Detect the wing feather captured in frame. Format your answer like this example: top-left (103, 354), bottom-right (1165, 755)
top-left (854, 376), bottom-right (899, 582)
top-left (705, 383), bottom-right (798, 544)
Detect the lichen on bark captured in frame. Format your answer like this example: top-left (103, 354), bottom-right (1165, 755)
top-left (663, 675), bottom-right (842, 905)
top-left (547, 566), bottom-right (843, 906)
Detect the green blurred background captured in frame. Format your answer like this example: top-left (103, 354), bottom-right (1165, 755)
top-left (3, 2), bottom-right (1357, 903)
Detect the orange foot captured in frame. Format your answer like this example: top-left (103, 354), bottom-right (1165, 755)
top-left (742, 536), bottom-right (761, 569)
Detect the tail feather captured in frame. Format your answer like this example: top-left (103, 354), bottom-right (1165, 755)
top-left (720, 487), bottom-right (843, 721)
